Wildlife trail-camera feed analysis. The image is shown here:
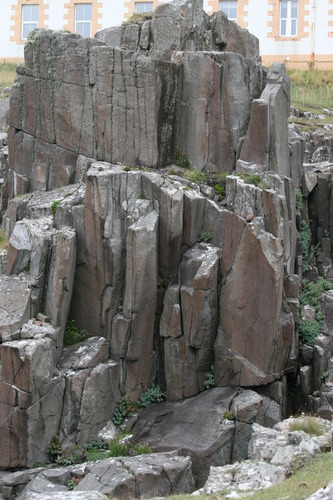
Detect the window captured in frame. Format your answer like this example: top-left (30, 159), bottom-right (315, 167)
top-left (219, 0), bottom-right (237, 22)
top-left (280, 0), bottom-right (298, 36)
top-left (21, 4), bottom-right (39, 40)
top-left (135, 2), bottom-right (154, 14)
top-left (75, 3), bottom-right (92, 37)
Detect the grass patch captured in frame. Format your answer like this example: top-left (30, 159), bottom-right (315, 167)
top-left (0, 228), bottom-right (8, 250)
top-left (122, 12), bottom-right (153, 25)
top-left (184, 168), bottom-right (206, 184)
top-left (0, 62), bottom-right (16, 94)
top-left (85, 449), bottom-right (109, 461)
top-left (289, 415), bottom-right (324, 436)
top-left (287, 68), bottom-right (333, 110)
top-left (132, 443), bottom-right (152, 455)
top-left (245, 452), bottom-right (333, 499)
top-left (240, 174), bottom-right (269, 190)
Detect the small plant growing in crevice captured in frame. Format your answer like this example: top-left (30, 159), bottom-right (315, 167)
top-left (223, 410), bottom-right (235, 421)
top-left (47, 435), bottom-right (62, 462)
top-left (214, 172), bottom-right (228, 200)
top-left (184, 168), bottom-right (206, 184)
top-left (133, 443), bottom-right (152, 455)
top-left (175, 147), bottom-right (190, 169)
top-left (112, 394), bottom-right (138, 426)
top-left (241, 174), bottom-right (269, 190)
top-left (63, 320), bottom-right (86, 346)
top-left (137, 384), bottom-right (166, 408)
top-left (214, 183), bottom-right (226, 199)
top-left (51, 199), bottom-right (61, 214)
top-left (48, 436), bottom-right (85, 466)
top-left (299, 277), bottom-right (333, 345)
top-left (55, 446), bottom-right (85, 466)
top-left (108, 440), bottom-right (129, 457)
top-left (198, 231), bottom-right (212, 243)
top-left (295, 187), bottom-right (303, 210)
top-left (157, 276), bottom-right (164, 289)
top-left (122, 12), bottom-right (153, 25)
top-left (204, 365), bottom-right (215, 389)
top-left (300, 220), bottom-right (310, 272)
top-left (0, 228), bottom-right (8, 250)
top-left (298, 320), bottom-right (321, 346)
top-left (321, 371), bottom-right (329, 382)
top-left (84, 436), bottom-right (109, 451)
top-left (67, 476), bottom-right (81, 490)
top-left (242, 174), bottom-right (261, 186)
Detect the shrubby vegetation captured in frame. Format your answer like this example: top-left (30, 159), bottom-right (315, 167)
top-left (299, 277), bottom-right (333, 345)
top-left (63, 320), bottom-right (86, 346)
top-left (47, 431), bottom-right (152, 469)
top-left (112, 385), bottom-right (166, 426)
top-left (204, 365), bottom-right (215, 389)
top-left (300, 220), bottom-right (310, 272)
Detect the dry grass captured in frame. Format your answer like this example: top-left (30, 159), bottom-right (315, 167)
top-left (0, 62), bottom-right (17, 95)
top-left (289, 415), bottom-right (324, 436)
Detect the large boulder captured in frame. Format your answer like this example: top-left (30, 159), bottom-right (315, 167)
top-left (132, 388), bottom-right (239, 487)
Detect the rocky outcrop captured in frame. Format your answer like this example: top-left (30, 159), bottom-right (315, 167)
top-left (0, 0), bottom-right (302, 474)
top-left (5, 0), bottom-right (281, 196)
top-left (196, 415), bottom-right (333, 496)
top-left (0, 451), bottom-right (194, 499)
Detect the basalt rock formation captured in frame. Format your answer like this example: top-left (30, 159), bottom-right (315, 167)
top-left (0, 0), bottom-right (323, 486)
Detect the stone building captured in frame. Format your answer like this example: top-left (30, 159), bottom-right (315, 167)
top-left (0, 0), bottom-right (332, 68)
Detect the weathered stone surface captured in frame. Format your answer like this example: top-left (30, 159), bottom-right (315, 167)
top-left (177, 50), bottom-right (263, 171)
top-left (58, 452), bottom-right (194, 499)
top-left (260, 63), bottom-right (290, 175)
top-left (195, 461), bottom-right (287, 496)
top-left (300, 365), bottom-right (314, 395)
top-left (58, 339), bottom-right (120, 445)
top-left (250, 417), bottom-right (332, 466)
top-left (0, 275), bottom-right (31, 340)
top-left (76, 361), bottom-right (120, 444)
top-left (1, 338), bottom-right (55, 392)
top-left (20, 320), bottom-right (57, 342)
top-left (59, 337), bottom-right (109, 370)
top-left (163, 244), bottom-right (220, 400)
top-left (240, 99), bottom-right (269, 167)
top-left (216, 215), bottom-right (286, 386)
top-left (230, 390), bottom-right (263, 424)
top-left (44, 227), bottom-right (76, 348)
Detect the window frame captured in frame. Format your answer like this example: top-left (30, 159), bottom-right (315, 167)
top-left (219, 0), bottom-right (238, 22)
top-left (21, 4), bottom-right (39, 40)
top-left (135, 2), bottom-right (154, 14)
top-left (279, 0), bottom-right (298, 37)
top-left (74, 3), bottom-right (92, 37)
